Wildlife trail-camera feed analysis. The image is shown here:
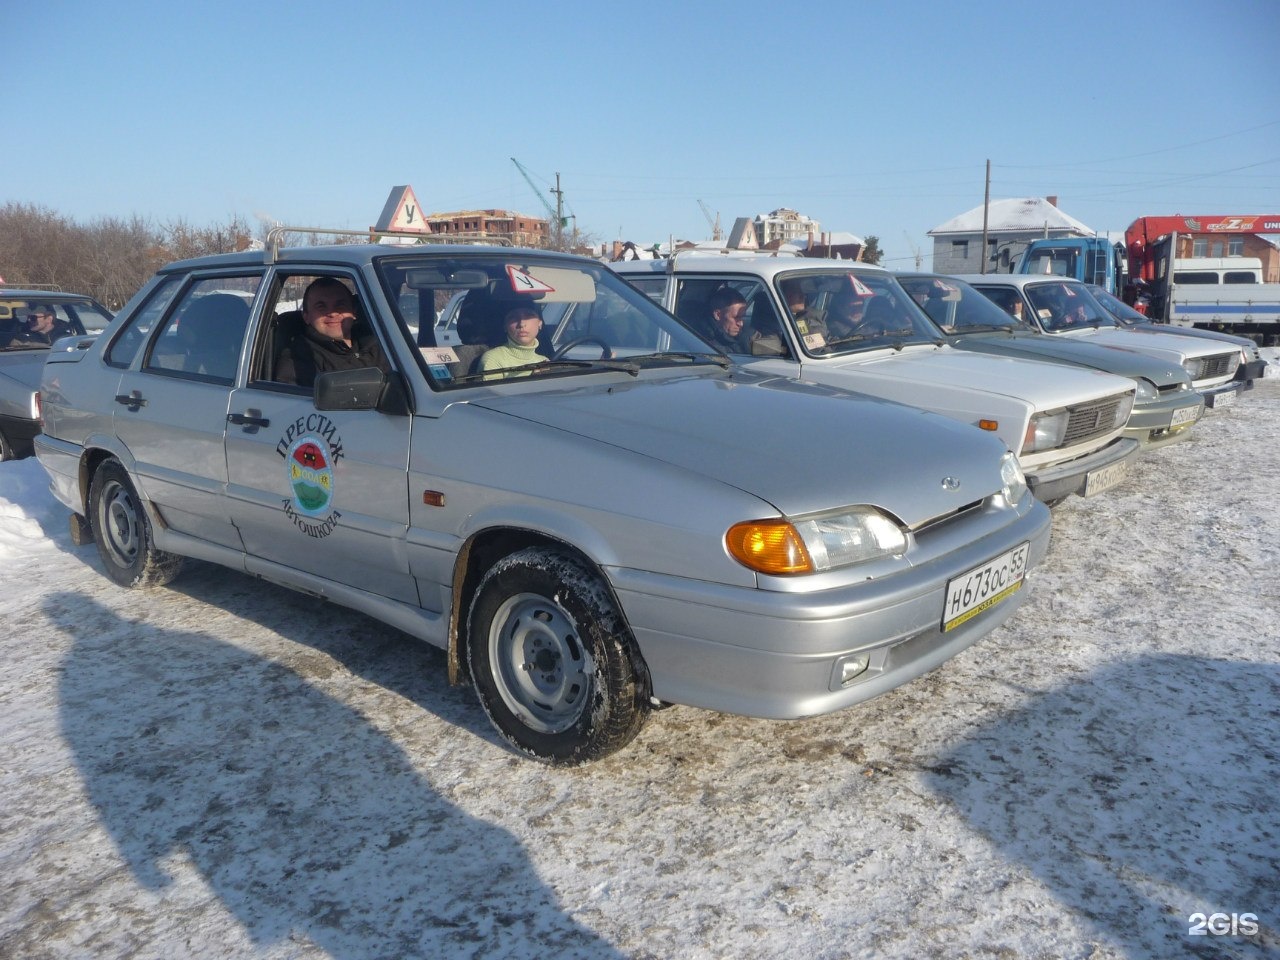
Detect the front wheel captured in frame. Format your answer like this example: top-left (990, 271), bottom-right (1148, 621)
top-left (89, 458), bottom-right (184, 588)
top-left (466, 547), bottom-right (649, 765)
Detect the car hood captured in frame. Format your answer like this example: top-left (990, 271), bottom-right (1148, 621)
top-left (1128, 322), bottom-right (1256, 351)
top-left (808, 343), bottom-right (1125, 406)
top-left (469, 373), bottom-right (1010, 522)
top-left (0, 350), bottom-right (49, 391)
top-left (1048, 326), bottom-right (1233, 362)
top-left (953, 331), bottom-right (1188, 387)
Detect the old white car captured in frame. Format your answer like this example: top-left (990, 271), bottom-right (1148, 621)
top-left (36, 241), bottom-right (1050, 764)
top-left (613, 253), bottom-right (1140, 505)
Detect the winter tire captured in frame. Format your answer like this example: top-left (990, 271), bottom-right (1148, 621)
top-left (467, 547), bottom-right (649, 765)
top-left (89, 458), bottom-right (184, 588)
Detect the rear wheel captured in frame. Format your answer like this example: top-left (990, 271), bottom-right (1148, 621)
top-left (466, 547), bottom-right (649, 765)
top-left (88, 458), bottom-right (184, 588)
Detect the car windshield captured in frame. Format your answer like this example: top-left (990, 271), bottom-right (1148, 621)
top-left (897, 276), bottom-right (1028, 334)
top-left (778, 270), bottom-right (942, 357)
top-left (377, 252), bottom-right (717, 388)
top-left (1023, 280), bottom-right (1119, 333)
top-left (0, 297), bottom-right (104, 350)
top-left (1087, 284), bottom-right (1147, 324)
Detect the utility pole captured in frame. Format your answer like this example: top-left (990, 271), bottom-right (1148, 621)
top-left (980, 159), bottom-right (990, 275)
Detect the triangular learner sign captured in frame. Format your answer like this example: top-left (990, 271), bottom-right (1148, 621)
top-left (374, 185), bottom-right (428, 234)
top-left (506, 265), bottom-right (555, 294)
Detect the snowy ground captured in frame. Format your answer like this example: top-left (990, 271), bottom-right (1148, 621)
top-left (2, 357), bottom-right (1278, 960)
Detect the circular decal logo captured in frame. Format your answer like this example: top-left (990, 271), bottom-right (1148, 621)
top-left (287, 436), bottom-right (333, 517)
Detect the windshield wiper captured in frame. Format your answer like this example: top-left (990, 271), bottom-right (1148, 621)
top-left (626, 351), bottom-right (732, 369)
top-left (453, 357), bottom-right (640, 384)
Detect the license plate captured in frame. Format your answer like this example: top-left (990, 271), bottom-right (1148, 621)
top-left (1084, 458), bottom-right (1129, 497)
top-left (1211, 390), bottom-right (1237, 409)
top-left (1170, 404), bottom-right (1201, 428)
top-left (942, 542), bottom-right (1030, 632)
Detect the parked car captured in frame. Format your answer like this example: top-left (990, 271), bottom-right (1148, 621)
top-left (36, 241), bottom-right (1050, 765)
top-left (897, 273), bottom-right (1204, 450)
top-left (1085, 283), bottom-right (1268, 388)
top-left (612, 253), bottom-right (1139, 505)
top-left (956, 274), bottom-right (1245, 410)
top-left (0, 290), bottom-right (113, 460)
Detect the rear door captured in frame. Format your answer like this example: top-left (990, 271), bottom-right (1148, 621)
top-left (223, 268), bottom-right (417, 605)
top-left (109, 275), bottom-right (260, 550)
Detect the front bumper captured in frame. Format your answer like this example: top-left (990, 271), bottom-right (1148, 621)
top-left (607, 499), bottom-right (1051, 720)
top-left (1236, 358), bottom-right (1268, 384)
top-left (1200, 381), bottom-right (1245, 410)
top-left (1123, 394), bottom-right (1204, 450)
top-left (1025, 437), bottom-right (1140, 504)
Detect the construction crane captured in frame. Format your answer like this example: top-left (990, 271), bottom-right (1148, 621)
top-left (698, 199), bottom-right (723, 243)
top-left (510, 158), bottom-right (570, 229)
top-left (903, 231), bottom-right (923, 270)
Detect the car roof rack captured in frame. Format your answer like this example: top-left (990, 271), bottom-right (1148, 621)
top-left (263, 225), bottom-right (513, 263)
top-left (665, 245), bottom-right (803, 273)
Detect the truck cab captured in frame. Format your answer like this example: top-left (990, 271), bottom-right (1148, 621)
top-left (1016, 237), bottom-right (1124, 296)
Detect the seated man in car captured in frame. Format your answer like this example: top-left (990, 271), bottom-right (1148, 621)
top-left (479, 302), bottom-right (549, 379)
top-left (699, 287), bottom-right (754, 354)
top-left (13, 304), bottom-right (74, 346)
top-left (825, 291), bottom-right (868, 339)
top-left (275, 277), bottom-right (390, 387)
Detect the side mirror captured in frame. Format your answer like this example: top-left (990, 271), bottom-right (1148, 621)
top-left (314, 367), bottom-right (410, 415)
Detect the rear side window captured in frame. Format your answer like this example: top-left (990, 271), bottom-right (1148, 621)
top-left (141, 278), bottom-right (259, 384)
top-left (104, 277), bottom-right (183, 368)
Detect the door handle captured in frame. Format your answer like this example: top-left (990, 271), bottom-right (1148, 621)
top-left (114, 391), bottom-right (147, 408)
top-left (227, 411), bottom-right (270, 428)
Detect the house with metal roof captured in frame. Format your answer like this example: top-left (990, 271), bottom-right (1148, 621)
top-left (929, 196), bottom-right (1094, 274)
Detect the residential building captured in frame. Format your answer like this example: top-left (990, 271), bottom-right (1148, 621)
top-left (929, 197), bottom-right (1093, 274)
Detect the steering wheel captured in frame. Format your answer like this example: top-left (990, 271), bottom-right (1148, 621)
top-left (552, 336), bottom-right (613, 360)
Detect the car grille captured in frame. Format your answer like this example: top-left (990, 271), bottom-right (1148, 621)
top-left (1062, 397), bottom-right (1123, 447)
top-left (1194, 352), bottom-right (1236, 381)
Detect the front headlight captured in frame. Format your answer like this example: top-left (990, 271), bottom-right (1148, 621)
top-left (1133, 378), bottom-right (1158, 402)
top-left (1000, 453), bottom-right (1028, 505)
top-left (1182, 358), bottom-right (1203, 380)
top-left (1114, 391), bottom-right (1135, 426)
top-left (726, 507), bottom-right (907, 575)
top-left (1022, 410), bottom-right (1068, 454)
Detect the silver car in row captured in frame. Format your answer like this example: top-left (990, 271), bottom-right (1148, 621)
top-left (36, 243), bottom-right (1049, 764)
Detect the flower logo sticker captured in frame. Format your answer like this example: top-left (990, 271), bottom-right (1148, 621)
top-left (289, 438), bottom-right (332, 515)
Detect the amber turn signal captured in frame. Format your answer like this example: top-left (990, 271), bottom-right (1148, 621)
top-left (725, 520), bottom-right (813, 575)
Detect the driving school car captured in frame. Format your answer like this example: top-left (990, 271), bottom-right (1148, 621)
top-left (957, 274), bottom-right (1245, 411)
top-left (897, 273), bottom-right (1205, 451)
top-left (0, 290), bottom-right (113, 461)
top-left (1086, 283), bottom-right (1267, 390)
top-left (36, 240), bottom-right (1049, 765)
top-left (613, 253), bottom-right (1141, 505)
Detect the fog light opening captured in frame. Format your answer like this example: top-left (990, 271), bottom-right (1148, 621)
top-left (839, 654), bottom-right (871, 686)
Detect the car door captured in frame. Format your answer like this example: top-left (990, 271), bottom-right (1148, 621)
top-left (223, 270), bottom-right (417, 605)
top-left (109, 275), bottom-right (260, 551)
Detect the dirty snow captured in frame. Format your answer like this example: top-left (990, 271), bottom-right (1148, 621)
top-left (2, 357), bottom-right (1278, 960)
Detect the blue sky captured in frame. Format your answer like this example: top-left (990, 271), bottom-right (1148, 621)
top-left (6, 0), bottom-right (1279, 268)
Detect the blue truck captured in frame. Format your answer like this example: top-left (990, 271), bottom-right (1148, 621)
top-left (1015, 236), bottom-right (1125, 295)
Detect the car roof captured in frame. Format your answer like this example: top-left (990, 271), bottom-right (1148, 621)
top-left (0, 289), bottom-right (98, 301)
top-left (949, 274), bottom-right (1086, 290)
top-left (612, 252), bottom-right (891, 281)
top-left (158, 242), bottom-right (595, 274)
